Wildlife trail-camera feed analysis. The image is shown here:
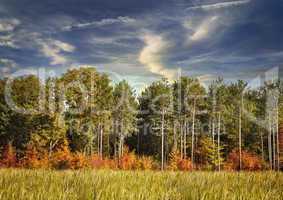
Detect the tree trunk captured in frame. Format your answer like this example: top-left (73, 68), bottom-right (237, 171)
top-left (100, 125), bottom-right (103, 158)
top-left (239, 95), bottom-right (243, 171)
top-left (268, 114), bottom-right (273, 169)
top-left (173, 120), bottom-right (177, 151)
top-left (161, 109), bottom-right (165, 170)
top-left (217, 112), bottom-right (221, 171)
top-left (276, 106), bottom-right (280, 171)
top-left (184, 119), bottom-right (187, 159)
top-left (191, 98), bottom-right (196, 168)
top-left (180, 120), bottom-right (183, 159)
top-left (273, 124), bottom-right (276, 169)
top-left (260, 131), bottom-right (264, 161)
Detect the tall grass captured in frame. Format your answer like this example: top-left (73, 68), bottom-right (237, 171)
top-left (0, 169), bottom-right (282, 200)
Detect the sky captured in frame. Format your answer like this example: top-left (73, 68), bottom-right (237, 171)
top-left (0, 0), bottom-right (282, 92)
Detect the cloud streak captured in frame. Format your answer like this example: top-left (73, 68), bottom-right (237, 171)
top-left (186, 0), bottom-right (250, 11)
top-left (63, 16), bottom-right (136, 31)
top-left (190, 16), bottom-right (219, 42)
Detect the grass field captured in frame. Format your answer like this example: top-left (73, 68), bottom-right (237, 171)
top-left (0, 170), bottom-right (282, 200)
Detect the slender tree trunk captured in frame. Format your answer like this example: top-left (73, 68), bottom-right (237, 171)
top-left (173, 120), bottom-right (177, 151)
top-left (217, 112), bottom-right (221, 171)
top-left (161, 109), bottom-right (165, 170)
top-left (272, 124), bottom-right (276, 169)
top-left (268, 114), bottom-right (273, 169)
top-left (184, 119), bottom-right (187, 159)
top-left (191, 98), bottom-right (196, 168)
top-left (180, 120), bottom-right (183, 159)
top-left (260, 131), bottom-right (264, 161)
top-left (276, 105), bottom-right (280, 171)
top-left (100, 125), bottom-right (103, 158)
top-left (239, 95), bottom-right (243, 171)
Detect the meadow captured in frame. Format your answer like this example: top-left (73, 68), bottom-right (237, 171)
top-left (0, 169), bottom-right (282, 200)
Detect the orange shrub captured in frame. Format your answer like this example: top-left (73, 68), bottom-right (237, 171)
top-left (136, 156), bottom-right (154, 170)
top-left (0, 143), bottom-right (17, 168)
top-left (168, 150), bottom-right (192, 171)
top-left (21, 144), bottom-right (49, 169)
top-left (70, 152), bottom-right (89, 169)
top-left (119, 152), bottom-right (137, 170)
top-left (89, 154), bottom-right (117, 169)
top-left (225, 149), bottom-right (266, 171)
top-left (50, 140), bottom-right (72, 169)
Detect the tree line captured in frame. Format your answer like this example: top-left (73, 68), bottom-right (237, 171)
top-left (0, 67), bottom-right (282, 170)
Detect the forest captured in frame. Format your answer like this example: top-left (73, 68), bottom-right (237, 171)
top-left (0, 67), bottom-right (282, 171)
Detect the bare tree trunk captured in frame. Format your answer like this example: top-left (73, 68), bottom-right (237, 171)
top-left (184, 119), bottom-right (187, 159)
top-left (161, 109), bottom-right (165, 170)
top-left (173, 120), bottom-right (177, 151)
top-left (217, 112), bottom-right (221, 171)
top-left (239, 95), bottom-right (243, 171)
top-left (191, 98), bottom-right (196, 168)
top-left (276, 106), bottom-right (280, 171)
top-left (260, 131), bottom-right (264, 161)
top-left (273, 124), bottom-right (276, 169)
top-left (180, 121), bottom-right (184, 158)
top-left (268, 114), bottom-right (273, 169)
top-left (100, 125), bottom-right (103, 158)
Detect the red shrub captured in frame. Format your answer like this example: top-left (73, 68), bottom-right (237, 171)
top-left (70, 153), bottom-right (89, 169)
top-left (0, 143), bottom-right (17, 168)
top-left (89, 154), bottom-right (117, 169)
top-left (50, 140), bottom-right (72, 169)
top-left (21, 144), bottom-right (49, 169)
top-left (119, 152), bottom-right (137, 170)
top-left (168, 150), bottom-right (192, 171)
top-left (225, 149), bottom-right (266, 171)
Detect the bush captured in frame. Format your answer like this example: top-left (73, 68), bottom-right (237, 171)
top-left (70, 153), bottom-right (89, 169)
top-left (89, 154), bottom-right (117, 169)
top-left (0, 143), bottom-right (17, 168)
top-left (168, 151), bottom-right (192, 171)
top-left (20, 144), bottom-right (49, 169)
top-left (136, 156), bottom-right (154, 170)
top-left (119, 152), bottom-right (137, 170)
top-left (50, 140), bottom-right (72, 169)
top-left (225, 149), bottom-right (266, 171)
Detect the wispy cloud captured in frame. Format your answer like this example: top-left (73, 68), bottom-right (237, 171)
top-left (38, 39), bottom-right (75, 65)
top-left (0, 58), bottom-right (18, 76)
top-left (139, 33), bottom-right (177, 80)
top-left (0, 18), bottom-right (20, 32)
top-left (189, 16), bottom-right (219, 41)
top-left (0, 34), bottom-right (18, 48)
top-left (63, 16), bottom-right (136, 31)
top-left (186, 0), bottom-right (250, 11)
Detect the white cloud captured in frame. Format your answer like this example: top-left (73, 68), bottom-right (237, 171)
top-left (0, 34), bottom-right (18, 48)
top-left (0, 18), bottom-right (20, 32)
top-left (38, 39), bottom-right (75, 65)
top-left (187, 0), bottom-right (250, 11)
top-left (189, 16), bottom-right (219, 42)
top-left (0, 58), bottom-right (17, 76)
top-left (63, 16), bottom-right (136, 31)
top-left (139, 33), bottom-right (177, 80)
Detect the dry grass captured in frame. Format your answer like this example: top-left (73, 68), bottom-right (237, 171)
top-left (0, 169), bottom-right (282, 200)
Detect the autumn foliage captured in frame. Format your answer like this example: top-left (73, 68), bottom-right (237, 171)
top-left (0, 143), bottom-right (17, 168)
top-left (168, 150), bottom-right (192, 171)
top-left (0, 144), bottom-right (268, 171)
top-left (225, 149), bottom-right (266, 171)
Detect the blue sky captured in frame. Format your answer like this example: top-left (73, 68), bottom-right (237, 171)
top-left (0, 0), bottom-right (282, 91)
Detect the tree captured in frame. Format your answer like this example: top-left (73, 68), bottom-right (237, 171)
top-left (113, 80), bottom-right (138, 159)
top-left (138, 79), bottom-right (172, 170)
